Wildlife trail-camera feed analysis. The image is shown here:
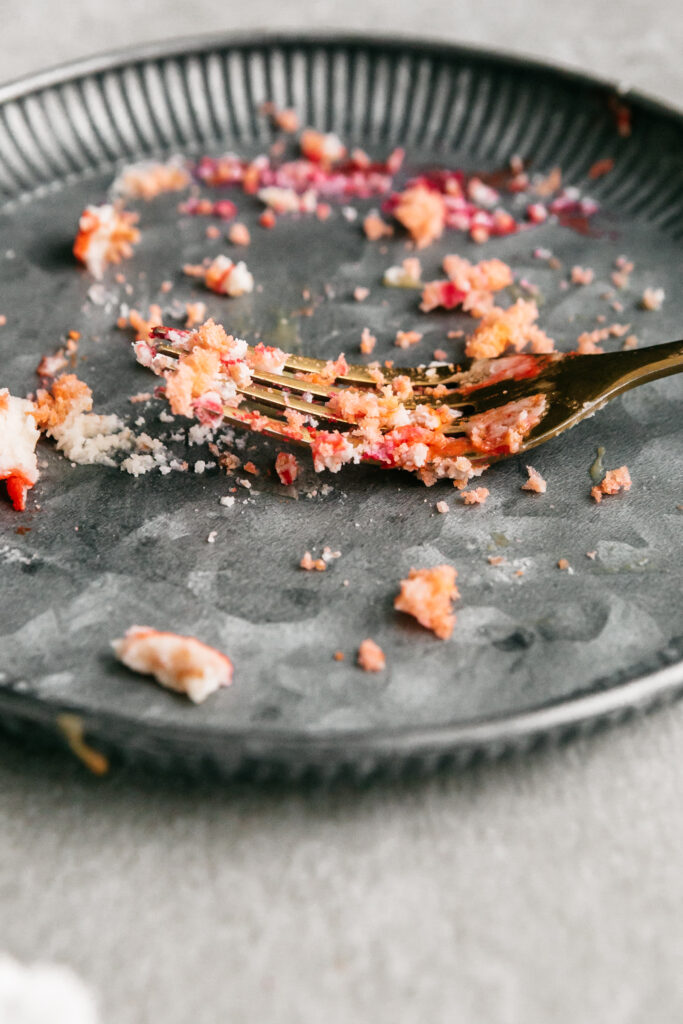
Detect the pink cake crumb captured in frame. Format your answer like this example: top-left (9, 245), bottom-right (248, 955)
top-left (395, 330), bottom-right (422, 349)
top-left (571, 266), bottom-right (595, 286)
top-left (354, 286), bottom-right (370, 302)
top-left (363, 213), bottom-right (393, 241)
top-left (521, 465), bottom-right (547, 493)
top-left (228, 222), bottom-right (251, 246)
top-left (111, 626), bottom-right (233, 704)
top-left (357, 638), bottom-right (386, 672)
top-left (641, 287), bottom-right (665, 311)
top-left (591, 465), bottom-right (632, 503)
top-left (360, 328), bottom-right (376, 354)
top-left (462, 487), bottom-right (489, 505)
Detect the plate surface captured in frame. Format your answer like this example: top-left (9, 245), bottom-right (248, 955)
top-left (0, 33), bottom-right (682, 780)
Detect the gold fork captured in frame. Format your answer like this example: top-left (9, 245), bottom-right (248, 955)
top-left (149, 327), bottom-right (683, 465)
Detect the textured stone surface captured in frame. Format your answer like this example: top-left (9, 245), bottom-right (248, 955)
top-left (1, 6), bottom-right (683, 1023)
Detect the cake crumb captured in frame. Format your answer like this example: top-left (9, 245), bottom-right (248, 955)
top-left (641, 287), bottom-right (665, 311)
top-left (354, 286), bottom-right (370, 302)
top-left (300, 551), bottom-right (326, 571)
top-left (275, 451), bottom-right (299, 485)
top-left (207, 531), bottom-right (217, 544)
top-left (462, 487), bottom-right (489, 505)
top-left (395, 330), bottom-right (422, 349)
top-left (488, 555), bottom-right (505, 566)
top-left (521, 465), bottom-right (547, 493)
top-left (394, 565), bottom-right (459, 640)
top-left (357, 638), bottom-right (386, 672)
top-left (571, 266), bottom-right (594, 286)
top-left (112, 626), bottom-right (233, 704)
top-left (333, 650), bottom-right (345, 661)
top-left (557, 558), bottom-right (570, 570)
top-left (586, 550), bottom-right (597, 559)
top-left (360, 327), bottom-right (376, 354)
top-left (591, 465), bottom-right (632, 502)
top-left (363, 212), bottom-right (393, 241)
top-left (436, 500), bottom-right (449, 514)
top-left (228, 222), bottom-right (251, 246)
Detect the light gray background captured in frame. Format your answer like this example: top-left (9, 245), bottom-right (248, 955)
top-left (2, 2), bottom-right (683, 1022)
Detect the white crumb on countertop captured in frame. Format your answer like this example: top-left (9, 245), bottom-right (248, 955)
top-left (219, 496), bottom-right (235, 507)
top-left (0, 952), bottom-right (100, 1024)
top-left (207, 531), bottom-right (217, 544)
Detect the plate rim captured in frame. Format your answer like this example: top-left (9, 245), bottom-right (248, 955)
top-left (1, 29), bottom-right (682, 773)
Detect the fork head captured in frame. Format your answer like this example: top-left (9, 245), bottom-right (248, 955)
top-left (141, 325), bottom-right (683, 477)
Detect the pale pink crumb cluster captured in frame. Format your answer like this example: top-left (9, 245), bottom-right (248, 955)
top-left (521, 465), bottom-right (547, 493)
top-left (183, 255), bottom-right (254, 297)
top-left (353, 286), bottom-right (370, 302)
top-left (395, 330), bottom-right (422, 349)
top-left (357, 638), bottom-right (386, 671)
top-left (110, 157), bottom-right (190, 200)
top-left (111, 626), bottom-right (233, 703)
top-left (571, 266), bottom-right (595, 286)
top-left (363, 212), bottom-right (393, 241)
top-left (462, 487), bottom-right (489, 505)
top-left (641, 287), bottom-right (665, 311)
top-left (228, 222), bottom-right (251, 246)
top-left (591, 466), bottom-right (632, 503)
top-left (421, 255), bottom-right (513, 317)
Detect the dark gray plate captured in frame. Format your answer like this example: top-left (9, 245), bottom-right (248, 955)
top-left (0, 33), bottom-right (682, 781)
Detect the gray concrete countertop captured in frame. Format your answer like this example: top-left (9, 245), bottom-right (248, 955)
top-left (2, 3), bottom-right (683, 1022)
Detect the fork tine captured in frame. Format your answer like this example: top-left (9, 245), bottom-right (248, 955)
top-left (236, 381), bottom-right (354, 427)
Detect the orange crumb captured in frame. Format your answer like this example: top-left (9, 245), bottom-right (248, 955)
top-left (333, 650), bottom-right (345, 661)
top-left (32, 373), bottom-right (92, 431)
top-left (363, 213), bottom-right (393, 241)
top-left (206, 224), bottom-right (221, 240)
top-left (300, 551), bottom-right (326, 571)
top-left (395, 330), bottom-right (422, 349)
top-left (589, 158), bottom-right (614, 179)
top-left (185, 302), bottom-right (207, 329)
top-left (357, 638), bottom-right (386, 672)
top-left (488, 555), bottom-right (505, 566)
top-left (557, 558), bottom-right (570, 570)
top-left (160, 280), bottom-right (173, 293)
top-left (394, 565), bottom-right (459, 640)
top-left (591, 465), bottom-right (631, 503)
top-left (259, 210), bottom-right (277, 229)
top-left (243, 461), bottom-right (259, 476)
top-left (360, 328), bottom-right (376, 355)
top-left (394, 185), bottom-right (445, 249)
top-left (228, 222), bottom-right (251, 246)
top-left (462, 487), bottom-right (489, 505)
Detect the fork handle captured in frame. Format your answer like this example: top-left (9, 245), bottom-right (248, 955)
top-left (602, 339), bottom-right (683, 391)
